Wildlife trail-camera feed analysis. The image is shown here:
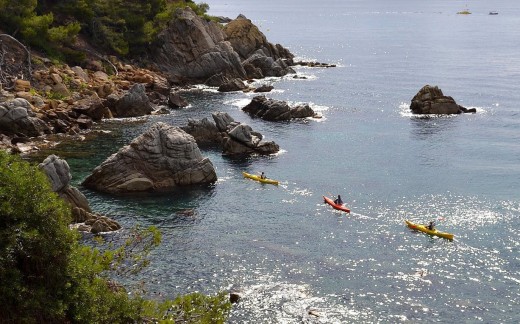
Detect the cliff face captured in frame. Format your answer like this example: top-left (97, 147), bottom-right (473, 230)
top-left (223, 15), bottom-right (293, 62)
top-left (151, 8), bottom-right (294, 85)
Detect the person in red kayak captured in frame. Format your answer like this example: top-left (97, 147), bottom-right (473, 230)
top-left (334, 195), bottom-right (343, 205)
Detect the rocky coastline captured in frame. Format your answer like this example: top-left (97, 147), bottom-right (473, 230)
top-left (0, 8), bottom-right (304, 155)
top-left (1, 8), bottom-right (476, 235)
top-left (0, 7), bottom-right (327, 234)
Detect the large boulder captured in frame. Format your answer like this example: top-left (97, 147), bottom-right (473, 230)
top-left (111, 83), bottom-right (152, 117)
top-left (82, 122), bottom-right (217, 194)
top-left (242, 95), bottom-right (316, 121)
top-left (0, 98), bottom-right (50, 136)
top-left (72, 96), bottom-right (112, 121)
top-left (181, 117), bottom-right (222, 146)
top-left (167, 91), bottom-right (189, 108)
top-left (182, 112), bottom-right (279, 156)
top-left (218, 78), bottom-right (248, 92)
top-left (410, 85), bottom-right (474, 114)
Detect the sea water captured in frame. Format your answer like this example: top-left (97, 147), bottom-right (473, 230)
top-left (46, 0), bottom-right (520, 322)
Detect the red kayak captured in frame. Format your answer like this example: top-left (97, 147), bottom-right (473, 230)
top-left (323, 196), bottom-right (350, 213)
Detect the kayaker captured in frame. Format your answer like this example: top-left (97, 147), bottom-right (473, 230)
top-left (334, 195), bottom-right (343, 205)
top-left (426, 220), bottom-right (435, 230)
top-left (260, 172), bottom-right (266, 179)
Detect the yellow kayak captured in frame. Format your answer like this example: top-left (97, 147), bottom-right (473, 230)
top-left (242, 172), bottom-right (279, 185)
top-left (405, 220), bottom-right (454, 240)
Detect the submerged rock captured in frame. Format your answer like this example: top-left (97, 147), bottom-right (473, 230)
top-left (82, 122), bottom-right (217, 194)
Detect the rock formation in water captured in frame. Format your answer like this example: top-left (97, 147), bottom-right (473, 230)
top-left (151, 8), bottom-right (295, 86)
top-left (410, 85), bottom-right (476, 114)
top-left (181, 112), bottom-right (279, 155)
top-left (242, 95), bottom-right (316, 121)
top-left (82, 122), bottom-right (217, 194)
top-left (223, 14), bottom-right (295, 79)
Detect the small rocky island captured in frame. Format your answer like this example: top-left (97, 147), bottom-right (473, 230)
top-left (242, 95), bottom-right (318, 121)
top-left (410, 85), bottom-right (476, 115)
top-left (82, 122), bottom-right (217, 194)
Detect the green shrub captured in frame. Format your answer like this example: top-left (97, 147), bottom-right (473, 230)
top-left (0, 151), bottom-right (231, 323)
top-left (0, 150), bottom-right (75, 322)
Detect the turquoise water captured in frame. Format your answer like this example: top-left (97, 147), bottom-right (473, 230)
top-left (47, 0), bottom-right (519, 322)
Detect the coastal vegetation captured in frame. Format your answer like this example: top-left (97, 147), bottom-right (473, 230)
top-left (0, 151), bottom-right (231, 322)
top-left (0, 0), bottom-right (211, 61)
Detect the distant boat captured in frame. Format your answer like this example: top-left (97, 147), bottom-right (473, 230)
top-left (489, 11), bottom-right (499, 15)
top-left (457, 10), bottom-right (471, 15)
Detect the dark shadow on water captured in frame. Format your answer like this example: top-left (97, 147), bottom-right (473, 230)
top-left (81, 183), bottom-right (217, 223)
top-left (409, 115), bottom-right (459, 140)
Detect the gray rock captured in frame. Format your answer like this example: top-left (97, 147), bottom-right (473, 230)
top-left (112, 83), bottom-right (152, 117)
top-left (0, 98), bottom-right (50, 137)
top-left (291, 104), bottom-right (315, 118)
top-left (152, 8), bottom-right (246, 84)
top-left (181, 117), bottom-right (222, 145)
top-left (243, 95), bottom-right (315, 121)
top-left (228, 124), bottom-right (260, 147)
top-left (213, 111), bottom-right (236, 132)
top-left (223, 16), bottom-right (295, 78)
top-left (71, 66), bottom-right (90, 82)
top-left (168, 91), bottom-right (189, 108)
top-left (182, 112), bottom-right (279, 156)
top-left (218, 78), bottom-right (247, 92)
top-left (152, 105), bottom-right (170, 115)
top-left (39, 154), bottom-right (72, 192)
top-left (410, 85), bottom-right (467, 115)
top-left (82, 122), bottom-right (217, 194)
top-left (150, 8), bottom-right (294, 85)
top-left (254, 85), bottom-right (274, 93)
top-left (52, 83), bottom-right (70, 97)
top-left (73, 97), bottom-right (111, 121)
top-left (59, 186), bottom-right (91, 212)
top-left (204, 73), bottom-right (229, 87)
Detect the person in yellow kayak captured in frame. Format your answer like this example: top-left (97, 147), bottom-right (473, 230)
top-left (334, 195), bottom-right (343, 205)
top-left (260, 172), bottom-right (266, 179)
top-left (426, 220), bottom-right (435, 230)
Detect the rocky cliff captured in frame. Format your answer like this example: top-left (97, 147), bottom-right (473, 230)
top-left (151, 8), bottom-right (294, 85)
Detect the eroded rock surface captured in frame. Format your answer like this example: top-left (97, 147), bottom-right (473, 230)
top-left (82, 122), bottom-right (217, 194)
